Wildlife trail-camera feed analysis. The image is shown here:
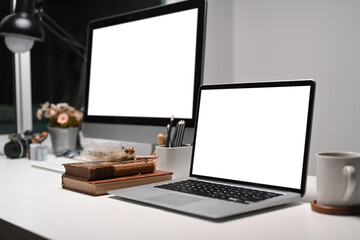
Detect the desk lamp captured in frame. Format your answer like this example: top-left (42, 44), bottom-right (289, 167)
top-left (0, 0), bottom-right (85, 60)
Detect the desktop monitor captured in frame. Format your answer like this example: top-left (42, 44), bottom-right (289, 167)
top-left (82, 0), bottom-right (207, 147)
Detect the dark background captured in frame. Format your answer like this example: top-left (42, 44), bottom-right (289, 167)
top-left (31, 0), bottom-right (162, 132)
top-left (0, 0), bottom-right (16, 134)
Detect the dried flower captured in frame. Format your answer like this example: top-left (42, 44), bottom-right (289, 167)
top-left (37, 102), bottom-right (83, 128)
top-left (87, 143), bottom-right (136, 162)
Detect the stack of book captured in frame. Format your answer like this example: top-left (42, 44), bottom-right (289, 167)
top-left (61, 160), bottom-right (172, 196)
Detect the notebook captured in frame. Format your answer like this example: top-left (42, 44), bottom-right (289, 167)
top-left (109, 80), bottom-right (316, 220)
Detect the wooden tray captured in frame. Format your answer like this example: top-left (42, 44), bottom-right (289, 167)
top-left (311, 200), bottom-right (360, 215)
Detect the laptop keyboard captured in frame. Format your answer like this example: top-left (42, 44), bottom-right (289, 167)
top-left (154, 179), bottom-right (283, 204)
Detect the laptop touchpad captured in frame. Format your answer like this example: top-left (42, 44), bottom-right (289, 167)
top-left (146, 193), bottom-right (203, 207)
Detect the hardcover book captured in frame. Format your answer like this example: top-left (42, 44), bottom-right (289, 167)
top-left (62, 170), bottom-right (173, 196)
top-left (63, 160), bottom-right (155, 180)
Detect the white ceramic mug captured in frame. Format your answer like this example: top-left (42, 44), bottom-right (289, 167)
top-left (316, 152), bottom-right (360, 206)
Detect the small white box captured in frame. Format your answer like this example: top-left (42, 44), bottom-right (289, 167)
top-left (30, 143), bottom-right (40, 160)
top-left (37, 145), bottom-right (48, 161)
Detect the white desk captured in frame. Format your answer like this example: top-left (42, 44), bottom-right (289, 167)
top-left (0, 156), bottom-right (359, 239)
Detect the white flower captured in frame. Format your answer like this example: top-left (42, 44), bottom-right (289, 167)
top-left (74, 111), bottom-right (83, 121)
top-left (51, 103), bottom-right (58, 112)
top-left (57, 103), bottom-right (69, 110)
top-left (41, 101), bottom-right (49, 111)
top-left (45, 108), bottom-right (57, 118)
top-left (36, 109), bottom-right (43, 120)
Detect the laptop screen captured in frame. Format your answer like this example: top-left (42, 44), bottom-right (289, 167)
top-left (191, 81), bottom-right (314, 190)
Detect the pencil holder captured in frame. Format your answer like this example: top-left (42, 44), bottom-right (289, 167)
top-left (155, 145), bottom-right (192, 179)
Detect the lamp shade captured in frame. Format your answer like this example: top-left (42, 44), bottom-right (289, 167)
top-left (0, 0), bottom-right (44, 53)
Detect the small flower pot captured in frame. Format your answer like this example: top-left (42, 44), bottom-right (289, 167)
top-left (48, 126), bottom-right (79, 153)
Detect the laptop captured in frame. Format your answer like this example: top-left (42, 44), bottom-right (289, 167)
top-left (109, 80), bottom-right (316, 220)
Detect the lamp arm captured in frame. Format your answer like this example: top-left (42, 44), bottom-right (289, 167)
top-left (41, 11), bottom-right (85, 51)
top-left (41, 21), bottom-right (87, 61)
top-left (35, 8), bottom-right (87, 61)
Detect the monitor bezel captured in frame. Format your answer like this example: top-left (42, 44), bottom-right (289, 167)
top-left (83, 0), bottom-right (207, 127)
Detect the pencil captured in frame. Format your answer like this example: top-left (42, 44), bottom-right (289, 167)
top-left (170, 115), bottom-right (175, 127)
top-left (170, 121), bottom-right (179, 147)
top-left (178, 120), bottom-right (186, 147)
top-left (165, 116), bottom-right (175, 147)
top-left (174, 120), bottom-right (185, 147)
top-left (175, 120), bottom-right (181, 147)
top-left (165, 124), bottom-right (171, 147)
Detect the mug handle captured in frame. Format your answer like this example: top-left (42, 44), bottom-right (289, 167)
top-left (342, 165), bottom-right (356, 202)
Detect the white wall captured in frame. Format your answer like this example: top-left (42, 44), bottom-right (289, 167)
top-left (204, 0), bottom-right (360, 175)
top-left (203, 0), bottom-right (234, 84)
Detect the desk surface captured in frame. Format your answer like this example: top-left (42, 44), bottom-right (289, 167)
top-left (0, 156), bottom-right (359, 239)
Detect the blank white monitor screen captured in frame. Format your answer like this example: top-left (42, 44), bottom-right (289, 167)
top-left (191, 84), bottom-right (312, 190)
top-left (87, 9), bottom-right (198, 119)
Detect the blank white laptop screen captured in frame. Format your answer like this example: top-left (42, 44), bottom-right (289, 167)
top-left (87, 9), bottom-right (198, 119)
top-left (192, 85), bottom-right (311, 189)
